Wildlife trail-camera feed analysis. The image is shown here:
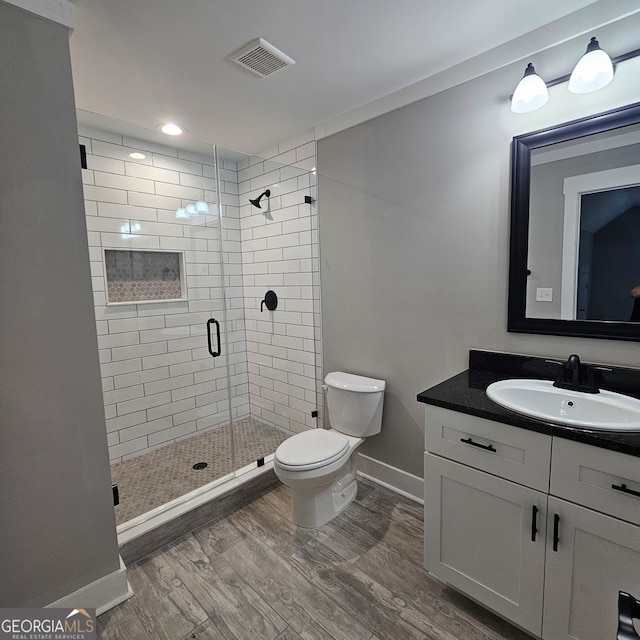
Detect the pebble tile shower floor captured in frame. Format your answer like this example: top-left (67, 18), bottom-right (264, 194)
top-left (111, 418), bottom-right (289, 525)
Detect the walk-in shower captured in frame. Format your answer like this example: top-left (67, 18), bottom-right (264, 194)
top-left (77, 112), bottom-right (320, 534)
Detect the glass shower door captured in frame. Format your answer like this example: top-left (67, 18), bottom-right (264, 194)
top-left (218, 145), bottom-right (321, 478)
top-left (78, 111), bottom-right (235, 526)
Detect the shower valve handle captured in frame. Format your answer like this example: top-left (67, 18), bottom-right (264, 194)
top-left (261, 290), bottom-right (278, 312)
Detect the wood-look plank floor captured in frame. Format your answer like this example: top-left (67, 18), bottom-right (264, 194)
top-left (98, 479), bottom-right (530, 640)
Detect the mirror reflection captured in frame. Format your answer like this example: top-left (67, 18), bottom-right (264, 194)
top-left (525, 121), bottom-right (640, 323)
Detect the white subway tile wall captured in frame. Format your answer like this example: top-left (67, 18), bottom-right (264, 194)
top-left (240, 131), bottom-right (321, 436)
top-left (81, 128), bottom-right (321, 462)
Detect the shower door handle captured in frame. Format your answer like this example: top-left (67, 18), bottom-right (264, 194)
top-left (206, 318), bottom-right (221, 357)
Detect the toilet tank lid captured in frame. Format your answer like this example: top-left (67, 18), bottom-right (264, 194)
top-left (325, 371), bottom-right (386, 393)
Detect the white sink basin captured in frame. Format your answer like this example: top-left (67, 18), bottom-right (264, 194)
top-left (486, 379), bottom-right (640, 432)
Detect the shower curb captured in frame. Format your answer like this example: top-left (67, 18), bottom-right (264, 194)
top-left (119, 469), bottom-right (279, 565)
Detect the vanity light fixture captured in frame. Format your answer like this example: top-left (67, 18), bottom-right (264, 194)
top-left (568, 37), bottom-right (614, 94)
top-left (510, 37), bottom-right (640, 114)
top-left (175, 208), bottom-right (189, 219)
top-left (159, 122), bottom-right (185, 136)
top-left (511, 63), bottom-right (549, 113)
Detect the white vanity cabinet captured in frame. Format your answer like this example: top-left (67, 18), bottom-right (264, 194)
top-left (424, 453), bottom-right (548, 635)
top-left (542, 438), bottom-right (640, 640)
top-left (424, 406), bottom-right (552, 636)
top-left (424, 405), bottom-right (640, 640)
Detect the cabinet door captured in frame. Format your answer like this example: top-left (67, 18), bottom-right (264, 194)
top-left (424, 453), bottom-right (546, 636)
top-left (542, 496), bottom-right (640, 640)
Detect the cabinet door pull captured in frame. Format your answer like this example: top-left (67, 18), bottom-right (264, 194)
top-left (460, 437), bottom-right (496, 452)
top-left (611, 483), bottom-right (640, 498)
top-left (552, 513), bottom-right (560, 552)
top-left (531, 505), bottom-right (538, 542)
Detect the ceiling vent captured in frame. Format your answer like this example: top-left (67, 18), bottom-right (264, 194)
top-left (229, 38), bottom-right (295, 77)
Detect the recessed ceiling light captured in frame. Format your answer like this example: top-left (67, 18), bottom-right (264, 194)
top-left (159, 123), bottom-right (185, 136)
top-left (129, 152), bottom-right (146, 159)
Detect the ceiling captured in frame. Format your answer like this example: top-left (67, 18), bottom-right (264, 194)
top-left (69, 0), bottom-right (606, 155)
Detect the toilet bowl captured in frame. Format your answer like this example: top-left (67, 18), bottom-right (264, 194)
top-left (274, 372), bottom-right (385, 528)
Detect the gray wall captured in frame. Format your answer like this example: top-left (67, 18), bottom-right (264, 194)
top-left (318, 15), bottom-right (640, 477)
top-left (0, 2), bottom-right (120, 606)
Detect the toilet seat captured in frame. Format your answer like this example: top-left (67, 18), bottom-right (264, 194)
top-left (275, 429), bottom-right (350, 471)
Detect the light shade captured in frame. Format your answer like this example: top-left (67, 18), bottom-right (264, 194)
top-left (195, 200), bottom-right (209, 214)
top-left (568, 37), bottom-right (613, 94)
top-left (511, 63), bottom-right (549, 113)
top-left (175, 208), bottom-right (189, 219)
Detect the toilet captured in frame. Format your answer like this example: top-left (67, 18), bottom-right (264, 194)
top-left (274, 371), bottom-right (386, 528)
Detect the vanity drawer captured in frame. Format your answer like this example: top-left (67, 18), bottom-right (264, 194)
top-left (551, 437), bottom-right (640, 526)
top-left (425, 406), bottom-right (551, 492)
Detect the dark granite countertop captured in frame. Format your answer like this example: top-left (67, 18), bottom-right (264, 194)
top-left (417, 350), bottom-right (640, 458)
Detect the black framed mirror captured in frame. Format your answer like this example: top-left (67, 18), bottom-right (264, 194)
top-left (508, 100), bottom-right (640, 341)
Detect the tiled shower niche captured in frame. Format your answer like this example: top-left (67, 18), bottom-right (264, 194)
top-left (104, 249), bottom-right (186, 304)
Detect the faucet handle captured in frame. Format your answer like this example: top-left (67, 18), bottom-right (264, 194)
top-left (545, 359), bottom-right (567, 386)
top-left (585, 365), bottom-right (612, 393)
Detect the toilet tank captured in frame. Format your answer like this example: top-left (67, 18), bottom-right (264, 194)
top-left (325, 372), bottom-right (386, 437)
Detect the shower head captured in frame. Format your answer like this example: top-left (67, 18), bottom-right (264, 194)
top-left (249, 189), bottom-right (271, 209)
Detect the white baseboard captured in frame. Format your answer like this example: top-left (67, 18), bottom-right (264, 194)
top-left (357, 453), bottom-right (424, 504)
top-left (47, 556), bottom-right (132, 616)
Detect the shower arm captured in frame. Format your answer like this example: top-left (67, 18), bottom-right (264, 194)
top-left (249, 189), bottom-right (271, 209)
